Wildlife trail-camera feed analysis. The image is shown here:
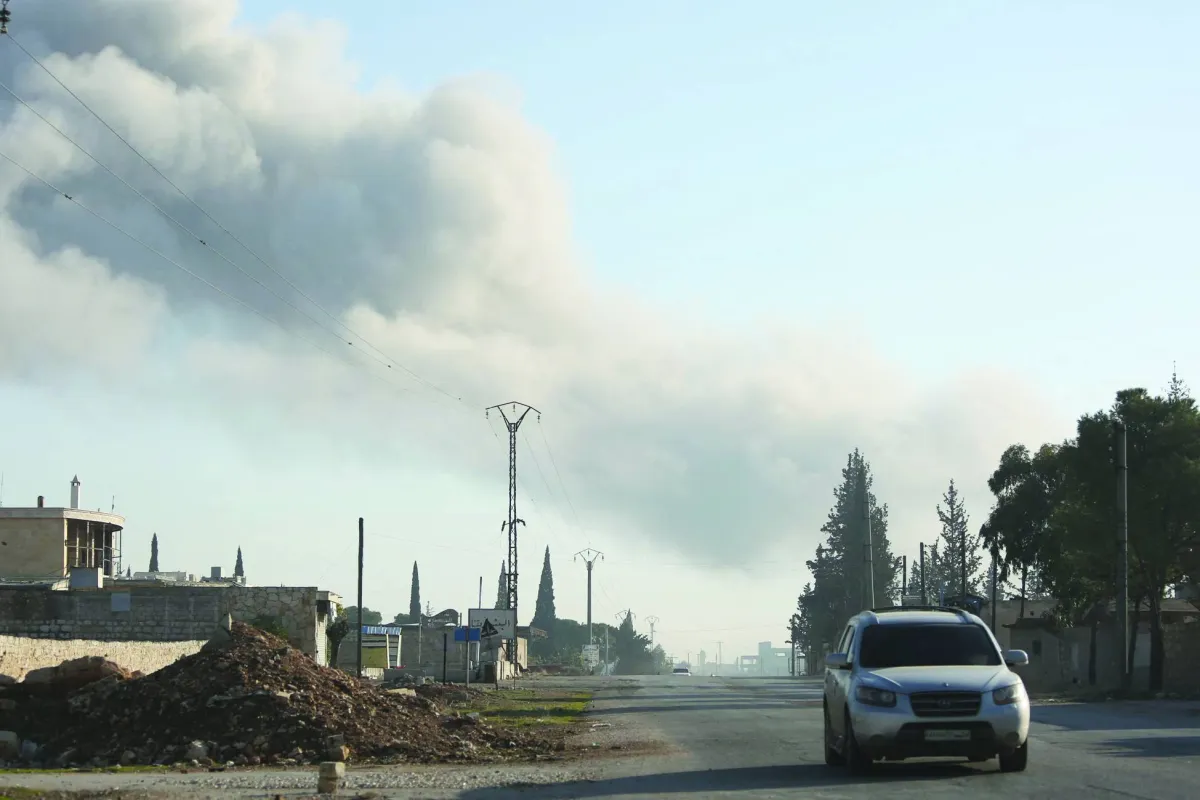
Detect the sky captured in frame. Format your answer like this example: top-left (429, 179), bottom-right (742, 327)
top-left (1, 0), bottom-right (1197, 663)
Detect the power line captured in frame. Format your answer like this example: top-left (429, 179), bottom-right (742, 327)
top-left (537, 419), bottom-right (581, 527)
top-left (0, 23), bottom-right (592, 549)
top-left (0, 30), bottom-right (460, 402)
top-left (0, 71), bottom-right (420, 381)
top-left (0, 29), bottom-right (587, 481)
top-left (0, 148), bottom-right (365, 374)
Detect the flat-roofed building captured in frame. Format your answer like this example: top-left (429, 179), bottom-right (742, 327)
top-left (0, 476), bottom-right (124, 580)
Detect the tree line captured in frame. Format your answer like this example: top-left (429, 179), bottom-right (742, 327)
top-left (790, 372), bottom-right (1200, 693)
top-left (330, 548), bottom-right (669, 674)
top-left (979, 372), bottom-right (1200, 691)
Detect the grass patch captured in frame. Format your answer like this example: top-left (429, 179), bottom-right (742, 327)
top-left (458, 688), bottom-right (592, 728)
top-left (0, 766), bottom-right (168, 776)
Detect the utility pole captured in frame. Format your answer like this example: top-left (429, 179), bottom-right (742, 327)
top-left (645, 615), bottom-right (659, 643)
top-left (1115, 419), bottom-right (1130, 686)
top-left (486, 401), bottom-right (539, 663)
top-left (919, 543), bottom-right (927, 604)
top-left (990, 546), bottom-right (999, 632)
top-left (573, 548), bottom-right (604, 644)
top-left (356, 517), bottom-right (364, 679)
top-left (901, 555), bottom-right (908, 603)
top-left (960, 520), bottom-right (969, 606)
top-left (860, 464), bottom-right (875, 609)
top-left (0, 1), bottom-right (10, 36)
top-left (717, 641), bottom-right (723, 674)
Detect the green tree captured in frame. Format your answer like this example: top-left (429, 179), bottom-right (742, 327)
top-left (982, 376), bottom-right (1200, 692)
top-left (234, 547), bottom-right (245, 579)
top-left (496, 562), bottom-right (508, 609)
top-left (408, 562), bottom-right (421, 620)
top-left (650, 644), bottom-right (670, 673)
top-left (934, 480), bottom-right (984, 599)
top-left (530, 547), bottom-right (558, 661)
top-left (149, 533), bottom-right (159, 572)
top-left (532, 547), bottom-right (557, 631)
top-left (339, 606), bottom-right (383, 626)
top-left (793, 450), bottom-right (900, 661)
top-left (611, 613), bottom-right (655, 675)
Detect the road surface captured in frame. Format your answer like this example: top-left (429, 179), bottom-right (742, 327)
top-left (2, 674), bottom-right (1197, 798)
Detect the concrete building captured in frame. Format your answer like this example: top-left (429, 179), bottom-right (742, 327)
top-left (0, 477), bottom-right (125, 580)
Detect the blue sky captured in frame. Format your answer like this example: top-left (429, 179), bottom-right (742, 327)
top-left (1, 1), bottom-right (1197, 661)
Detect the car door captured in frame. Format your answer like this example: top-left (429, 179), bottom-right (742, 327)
top-left (826, 624), bottom-right (856, 736)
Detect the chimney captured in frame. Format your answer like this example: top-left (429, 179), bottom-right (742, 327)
top-left (70, 475), bottom-right (80, 509)
top-left (37, 495), bottom-right (44, 508)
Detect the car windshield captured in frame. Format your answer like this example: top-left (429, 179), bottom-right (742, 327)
top-left (673, 668), bottom-right (688, 673)
top-left (857, 623), bottom-right (1001, 668)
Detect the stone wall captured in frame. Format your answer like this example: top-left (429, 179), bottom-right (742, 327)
top-left (0, 584), bottom-right (334, 676)
top-left (0, 635), bottom-right (205, 681)
top-left (1163, 622), bottom-right (1200, 694)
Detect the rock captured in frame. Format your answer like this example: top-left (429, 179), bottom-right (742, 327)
top-left (0, 699), bottom-right (17, 711)
top-left (0, 674), bottom-right (16, 687)
top-left (183, 741), bottom-right (209, 761)
top-left (119, 750), bottom-right (136, 766)
top-left (19, 739), bottom-right (38, 761)
top-left (22, 657), bottom-right (131, 692)
top-left (0, 731), bottom-right (19, 759)
top-left (318, 760), bottom-right (345, 794)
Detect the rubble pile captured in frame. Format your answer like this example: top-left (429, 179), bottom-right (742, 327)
top-left (0, 623), bottom-right (562, 768)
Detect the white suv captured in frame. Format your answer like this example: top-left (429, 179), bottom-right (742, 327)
top-left (822, 606), bottom-right (1031, 773)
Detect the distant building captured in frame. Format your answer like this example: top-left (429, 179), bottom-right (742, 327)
top-left (0, 476), bottom-right (125, 580)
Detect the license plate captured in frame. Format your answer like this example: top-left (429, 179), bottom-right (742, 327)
top-left (924, 729), bottom-right (971, 742)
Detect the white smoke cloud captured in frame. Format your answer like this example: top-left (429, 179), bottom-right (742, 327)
top-left (0, 0), bottom-right (1060, 564)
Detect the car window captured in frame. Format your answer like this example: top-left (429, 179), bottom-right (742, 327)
top-left (857, 623), bottom-right (1002, 668)
top-left (836, 625), bottom-right (853, 654)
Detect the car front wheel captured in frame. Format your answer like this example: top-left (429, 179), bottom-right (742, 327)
top-left (843, 711), bottom-right (873, 774)
top-left (998, 740), bottom-right (1029, 772)
top-left (823, 705), bottom-right (844, 766)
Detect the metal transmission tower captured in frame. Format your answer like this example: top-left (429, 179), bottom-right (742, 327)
top-left (645, 615), bottom-right (660, 643)
top-left (573, 548), bottom-right (604, 643)
top-left (486, 401), bottom-right (540, 661)
top-left (615, 609), bottom-right (635, 628)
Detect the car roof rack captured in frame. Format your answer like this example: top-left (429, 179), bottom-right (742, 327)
top-left (870, 605), bottom-right (969, 617)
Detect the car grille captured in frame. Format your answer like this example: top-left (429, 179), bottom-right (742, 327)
top-left (910, 691), bottom-right (982, 718)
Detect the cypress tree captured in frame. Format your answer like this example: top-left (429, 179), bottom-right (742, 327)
top-left (496, 562), bottom-right (508, 609)
top-left (149, 533), bottom-right (159, 572)
top-left (409, 562), bottom-right (421, 620)
top-left (532, 546), bottom-right (557, 632)
top-left (234, 547), bottom-right (245, 578)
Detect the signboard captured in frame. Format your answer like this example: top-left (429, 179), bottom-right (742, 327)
top-left (468, 608), bottom-right (517, 640)
top-left (582, 644), bottom-right (600, 667)
top-left (453, 626), bottom-right (482, 643)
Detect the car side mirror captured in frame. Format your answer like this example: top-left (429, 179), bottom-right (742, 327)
top-left (825, 652), bottom-right (851, 670)
top-left (1004, 649), bottom-right (1029, 667)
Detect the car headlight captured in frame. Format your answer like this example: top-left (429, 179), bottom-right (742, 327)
top-left (855, 685), bottom-right (897, 707)
top-left (992, 683), bottom-right (1025, 706)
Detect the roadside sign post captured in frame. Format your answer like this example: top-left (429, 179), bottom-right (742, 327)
top-left (468, 608), bottom-right (514, 688)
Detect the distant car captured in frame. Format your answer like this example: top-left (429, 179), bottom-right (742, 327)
top-left (822, 606), bottom-right (1030, 773)
top-left (672, 666), bottom-right (691, 676)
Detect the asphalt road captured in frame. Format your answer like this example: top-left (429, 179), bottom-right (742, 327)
top-left (3, 674), bottom-right (1198, 798)
top-left (504, 673), bottom-right (1200, 800)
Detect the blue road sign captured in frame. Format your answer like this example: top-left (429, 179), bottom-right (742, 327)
top-left (453, 626), bottom-right (481, 642)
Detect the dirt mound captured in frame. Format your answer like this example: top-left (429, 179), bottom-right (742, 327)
top-left (0, 622), bottom-right (563, 767)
